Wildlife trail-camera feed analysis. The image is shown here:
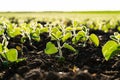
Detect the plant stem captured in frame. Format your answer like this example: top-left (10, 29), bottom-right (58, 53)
top-left (62, 25), bottom-right (66, 36)
top-left (27, 34), bottom-right (32, 45)
top-left (49, 25), bottom-right (52, 37)
top-left (0, 56), bottom-right (3, 62)
top-left (73, 28), bottom-right (76, 37)
top-left (57, 40), bottom-right (63, 57)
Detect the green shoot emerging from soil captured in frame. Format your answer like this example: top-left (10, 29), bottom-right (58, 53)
top-left (102, 32), bottom-right (120, 61)
top-left (44, 22), bottom-right (99, 60)
top-left (0, 32), bottom-right (25, 65)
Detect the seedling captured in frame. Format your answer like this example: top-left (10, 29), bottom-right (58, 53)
top-left (20, 23), bottom-right (41, 44)
top-left (6, 23), bottom-right (21, 38)
top-left (102, 32), bottom-right (120, 61)
top-left (72, 26), bottom-right (89, 46)
top-left (71, 25), bottom-right (99, 47)
top-left (0, 33), bottom-right (25, 65)
top-left (110, 32), bottom-right (120, 44)
top-left (44, 22), bottom-right (99, 61)
top-left (44, 28), bottom-right (76, 60)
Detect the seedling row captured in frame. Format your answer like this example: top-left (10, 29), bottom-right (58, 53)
top-left (0, 17), bottom-right (120, 66)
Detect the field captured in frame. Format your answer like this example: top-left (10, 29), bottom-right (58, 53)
top-left (1, 11), bottom-right (120, 20)
top-left (0, 12), bottom-right (120, 80)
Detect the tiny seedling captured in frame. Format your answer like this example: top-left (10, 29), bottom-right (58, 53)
top-left (102, 32), bottom-right (120, 61)
top-left (6, 23), bottom-right (21, 38)
top-left (44, 28), bottom-right (76, 60)
top-left (72, 26), bottom-right (99, 47)
top-left (89, 33), bottom-right (99, 47)
top-left (0, 33), bottom-right (25, 65)
top-left (44, 41), bottom-right (76, 61)
top-left (1, 48), bottom-right (25, 63)
top-left (20, 23), bottom-right (41, 44)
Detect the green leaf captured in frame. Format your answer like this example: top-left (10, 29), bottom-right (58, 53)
top-left (44, 42), bottom-right (58, 55)
top-left (0, 43), bottom-right (3, 53)
top-left (77, 31), bottom-right (86, 41)
top-left (51, 31), bottom-right (62, 40)
top-left (110, 35), bottom-right (118, 41)
top-left (16, 58), bottom-right (26, 63)
top-left (7, 27), bottom-right (21, 37)
top-left (52, 27), bottom-right (59, 33)
top-left (35, 28), bottom-right (41, 34)
top-left (0, 27), bottom-right (4, 35)
top-left (82, 26), bottom-right (88, 32)
top-left (62, 32), bottom-right (72, 42)
top-left (73, 21), bottom-right (78, 27)
top-left (65, 27), bottom-right (73, 31)
top-left (40, 27), bottom-right (48, 33)
top-left (2, 49), bottom-right (18, 62)
top-left (76, 27), bottom-right (82, 30)
top-left (63, 43), bottom-right (76, 52)
top-left (56, 31), bottom-right (62, 39)
top-left (89, 34), bottom-right (99, 46)
top-left (72, 31), bottom-right (87, 44)
top-left (102, 40), bottom-right (120, 61)
top-left (31, 33), bottom-right (40, 42)
top-left (20, 37), bottom-right (26, 43)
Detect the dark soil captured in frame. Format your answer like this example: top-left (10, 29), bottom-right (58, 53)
top-left (0, 30), bottom-right (120, 80)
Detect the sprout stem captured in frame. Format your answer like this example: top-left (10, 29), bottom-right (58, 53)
top-left (57, 40), bottom-right (63, 57)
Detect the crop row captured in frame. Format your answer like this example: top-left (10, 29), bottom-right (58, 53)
top-left (0, 17), bottom-right (120, 66)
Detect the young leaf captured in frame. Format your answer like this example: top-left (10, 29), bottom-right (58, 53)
top-left (16, 58), bottom-right (26, 63)
top-left (52, 27), bottom-right (59, 33)
top-left (77, 31), bottom-right (87, 41)
top-left (20, 37), bottom-right (26, 43)
top-left (62, 32), bottom-right (72, 42)
top-left (110, 35), bottom-right (118, 41)
top-left (51, 29), bottom-right (62, 40)
top-left (63, 43), bottom-right (76, 52)
top-left (40, 27), bottom-right (48, 33)
top-left (102, 40), bottom-right (120, 61)
top-left (115, 33), bottom-right (120, 39)
top-left (73, 21), bottom-right (78, 27)
top-left (0, 28), bottom-right (4, 36)
top-left (72, 31), bottom-right (87, 44)
top-left (55, 31), bottom-right (62, 39)
top-left (7, 27), bottom-right (21, 38)
top-left (2, 49), bottom-right (18, 62)
top-left (0, 43), bottom-right (2, 53)
top-left (44, 42), bottom-right (58, 55)
top-left (31, 33), bottom-right (40, 42)
top-left (89, 34), bottom-right (99, 46)
top-left (65, 27), bottom-right (73, 31)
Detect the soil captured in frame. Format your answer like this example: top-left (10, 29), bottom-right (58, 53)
top-left (0, 29), bottom-right (120, 80)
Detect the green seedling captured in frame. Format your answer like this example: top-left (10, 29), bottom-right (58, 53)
top-left (30, 27), bottom-right (41, 42)
top-left (44, 41), bottom-right (76, 60)
top-left (20, 23), bottom-right (41, 44)
top-left (102, 32), bottom-right (120, 61)
top-left (0, 21), bottom-right (7, 36)
top-left (56, 24), bottom-right (72, 42)
top-left (0, 33), bottom-right (25, 64)
top-left (44, 42), bottom-right (58, 55)
top-left (6, 23), bottom-right (21, 38)
top-left (1, 48), bottom-right (25, 62)
top-left (44, 28), bottom-right (76, 60)
top-left (65, 21), bottom-right (87, 46)
top-left (110, 32), bottom-right (120, 44)
top-left (89, 33), bottom-right (99, 47)
top-left (102, 40), bottom-right (120, 61)
top-left (72, 26), bottom-right (99, 47)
